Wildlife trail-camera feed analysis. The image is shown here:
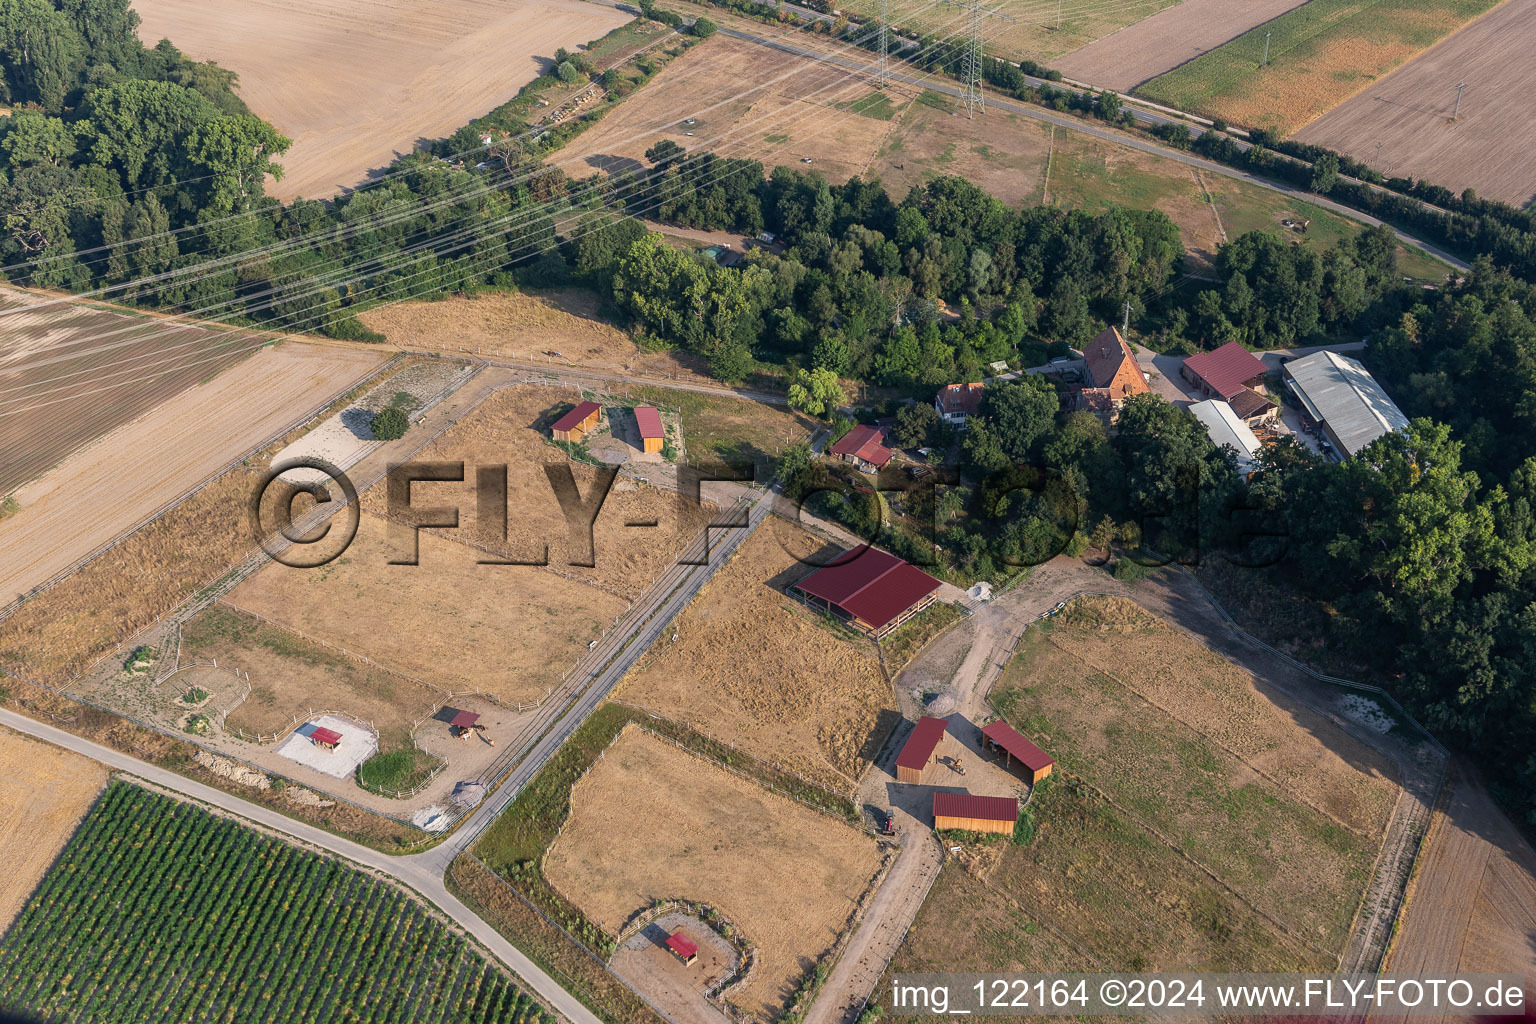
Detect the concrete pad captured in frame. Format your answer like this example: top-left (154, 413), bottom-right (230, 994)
top-left (275, 714), bottom-right (377, 779)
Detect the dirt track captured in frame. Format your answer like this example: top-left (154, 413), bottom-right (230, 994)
top-left (0, 340), bottom-right (384, 605)
top-left (135, 0), bottom-right (631, 200)
top-left (1054, 0), bottom-right (1309, 91)
top-left (1293, 0), bottom-right (1536, 207)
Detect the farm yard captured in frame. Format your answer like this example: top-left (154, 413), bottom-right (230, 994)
top-left (1294, 0), bottom-right (1536, 207)
top-left (872, 595), bottom-right (1403, 1012)
top-left (541, 726), bottom-right (884, 1022)
top-left (0, 782), bottom-right (553, 1024)
top-left (615, 523), bottom-right (896, 790)
top-left (0, 727), bottom-right (108, 932)
top-left (1052, 0), bottom-right (1311, 92)
top-left (132, 0), bottom-right (633, 200)
top-left (1135, 0), bottom-right (1503, 134)
top-left (0, 337), bottom-right (385, 606)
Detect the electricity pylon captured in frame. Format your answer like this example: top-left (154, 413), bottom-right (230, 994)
top-left (943, 0), bottom-right (1015, 118)
top-left (878, 0), bottom-right (889, 88)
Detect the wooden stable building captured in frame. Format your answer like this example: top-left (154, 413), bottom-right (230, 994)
top-left (895, 716), bottom-right (948, 784)
top-left (635, 406), bottom-right (664, 453)
top-left (790, 545), bottom-right (942, 640)
top-left (933, 792), bottom-right (1018, 835)
top-left (551, 400), bottom-right (601, 442)
top-left (665, 931), bottom-right (698, 965)
top-left (980, 720), bottom-right (1053, 784)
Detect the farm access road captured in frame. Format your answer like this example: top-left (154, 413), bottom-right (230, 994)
top-left (620, 1), bottom-right (1472, 274)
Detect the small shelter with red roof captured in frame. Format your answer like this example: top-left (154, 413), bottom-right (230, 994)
top-left (933, 792), bottom-right (1018, 835)
top-left (829, 424), bottom-right (893, 472)
top-left (895, 716), bottom-right (949, 783)
top-left (298, 723), bottom-right (343, 750)
top-left (665, 930), bottom-right (698, 965)
top-left (551, 400), bottom-right (601, 442)
top-left (790, 544), bottom-right (942, 639)
top-left (980, 720), bottom-right (1053, 784)
top-left (634, 406), bottom-right (665, 453)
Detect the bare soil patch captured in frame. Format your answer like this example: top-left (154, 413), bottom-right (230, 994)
top-left (226, 513), bottom-right (627, 705)
top-left (0, 726), bottom-right (108, 931)
top-left (552, 34), bottom-right (911, 185)
top-left (1293, 0), bottom-right (1536, 207)
top-left (134, 0), bottom-right (631, 200)
top-left (616, 523), bottom-right (895, 789)
top-left (544, 726), bottom-right (883, 1022)
top-left (1054, 0), bottom-right (1311, 91)
top-left (0, 338), bottom-right (383, 604)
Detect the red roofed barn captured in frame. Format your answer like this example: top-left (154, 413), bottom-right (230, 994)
top-left (1181, 341), bottom-right (1276, 424)
top-left (665, 931), bottom-right (698, 965)
top-left (980, 720), bottom-right (1053, 784)
top-left (790, 544), bottom-right (942, 639)
top-left (551, 401), bottom-right (601, 442)
top-left (933, 792), bottom-right (1018, 835)
top-left (895, 716), bottom-right (948, 783)
top-left (634, 406), bottom-right (664, 453)
top-left (829, 424), bottom-right (893, 472)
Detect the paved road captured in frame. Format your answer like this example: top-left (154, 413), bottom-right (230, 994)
top-left (697, 19), bottom-right (1471, 273)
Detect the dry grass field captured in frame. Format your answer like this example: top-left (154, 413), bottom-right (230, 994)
top-left (0, 338), bottom-right (385, 606)
top-left (1293, 0), bottom-right (1536, 207)
top-left (133, 0), bottom-right (632, 200)
top-left (1136, 0), bottom-right (1502, 134)
top-left (543, 726), bottom-right (883, 1021)
top-left (552, 34), bottom-right (914, 185)
top-left (874, 595), bottom-right (1404, 1010)
top-left (0, 288), bottom-right (272, 498)
top-left (1053, 0), bottom-right (1311, 91)
top-left (616, 523), bottom-right (894, 789)
top-left (0, 726), bottom-right (108, 932)
top-left (225, 513), bottom-right (628, 705)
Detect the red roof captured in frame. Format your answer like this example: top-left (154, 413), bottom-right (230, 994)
top-left (792, 545), bottom-right (942, 631)
top-left (896, 716), bottom-right (948, 773)
top-left (310, 726), bottom-right (343, 746)
top-left (829, 424), bottom-right (892, 468)
top-left (936, 382), bottom-right (985, 416)
top-left (1182, 341), bottom-right (1267, 399)
top-left (665, 932), bottom-right (698, 958)
top-left (449, 710), bottom-right (480, 729)
top-left (980, 720), bottom-right (1053, 773)
top-left (933, 792), bottom-right (1018, 823)
top-left (634, 406), bottom-right (664, 440)
top-left (1082, 327), bottom-right (1142, 392)
top-left (551, 401), bottom-right (601, 433)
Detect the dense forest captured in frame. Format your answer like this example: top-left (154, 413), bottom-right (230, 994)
top-left (1, 0), bottom-right (1532, 824)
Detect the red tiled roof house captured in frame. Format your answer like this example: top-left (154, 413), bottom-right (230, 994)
top-left (935, 382), bottom-right (986, 429)
top-left (1078, 327), bottom-right (1148, 422)
top-left (829, 424), bottom-right (893, 472)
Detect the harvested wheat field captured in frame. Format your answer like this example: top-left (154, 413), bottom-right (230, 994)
top-left (0, 726), bottom-right (108, 931)
top-left (617, 523), bottom-right (894, 790)
top-left (358, 382), bottom-right (711, 598)
top-left (544, 726), bottom-right (883, 1022)
top-left (134, 0), bottom-right (632, 200)
top-left (1054, 0), bottom-right (1311, 91)
top-left (225, 513), bottom-right (627, 705)
top-left (1136, 0), bottom-right (1501, 134)
top-left (359, 289), bottom-right (700, 379)
top-left (179, 603), bottom-right (445, 738)
top-left (0, 338), bottom-right (385, 607)
top-left (552, 34), bottom-right (914, 185)
top-left (1294, 0), bottom-right (1536, 207)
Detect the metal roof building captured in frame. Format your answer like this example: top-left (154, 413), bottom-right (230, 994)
top-left (551, 400), bottom-right (601, 442)
top-left (979, 720), bottom-right (1054, 783)
top-left (1182, 341), bottom-right (1268, 400)
top-left (634, 406), bottom-right (664, 453)
top-left (1188, 399), bottom-right (1263, 476)
top-left (790, 544), bottom-right (941, 638)
top-left (895, 716), bottom-right (949, 783)
top-left (933, 792), bottom-right (1019, 835)
top-left (1282, 351), bottom-right (1408, 459)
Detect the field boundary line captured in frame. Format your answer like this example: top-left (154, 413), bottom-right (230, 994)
top-left (0, 352), bottom-right (406, 623)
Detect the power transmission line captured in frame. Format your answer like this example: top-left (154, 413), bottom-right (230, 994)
top-left (943, 0), bottom-right (1015, 117)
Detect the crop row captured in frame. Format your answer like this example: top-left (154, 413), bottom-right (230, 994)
top-left (0, 782), bottom-right (552, 1024)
